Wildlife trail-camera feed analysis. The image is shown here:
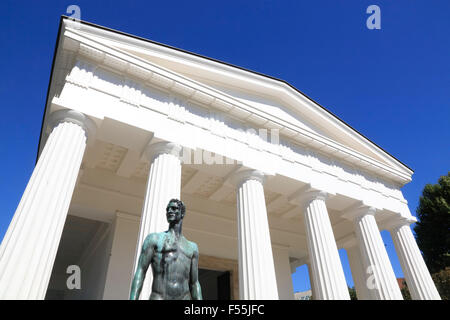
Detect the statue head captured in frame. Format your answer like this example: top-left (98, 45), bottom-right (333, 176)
top-left (166, 199), bottom-right (186, 224)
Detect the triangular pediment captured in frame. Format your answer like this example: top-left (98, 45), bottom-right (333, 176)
top-left (59, 18), bottom-right (413, 183)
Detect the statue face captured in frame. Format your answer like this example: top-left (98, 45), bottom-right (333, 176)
top-left (166, 201), bottom-right (183, 223)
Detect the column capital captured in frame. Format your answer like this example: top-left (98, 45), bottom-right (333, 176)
top-left (48, 109), bottom-right (97, 141)
top-left (144, 141), bottom-right (182, 163)
top-left (288, 185), bottom-right (332, 210)
top-left (383, 216), bottom-right (417, 232)
top-left (229, 169), bottom-right (266, 189)
top-left (342, 203), bottom-right (377, 222)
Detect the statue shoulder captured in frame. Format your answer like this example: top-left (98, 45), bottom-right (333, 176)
top-left (142, 232), bottom-right (165, 249)
top-left (178, 237), bottom-right (199, 259)
top-left (184, 238), bottom-right (199, 253)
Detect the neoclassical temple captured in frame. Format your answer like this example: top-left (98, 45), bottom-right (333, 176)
top-left (0, 17), bottom-right (440, 300)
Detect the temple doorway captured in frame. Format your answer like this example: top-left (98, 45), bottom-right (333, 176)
top-left (198, 269), bottom-right (231, 300)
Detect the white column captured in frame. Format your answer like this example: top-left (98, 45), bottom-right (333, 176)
top-left (387, 218), bottom-right (441, 300)
top-left (344, 206), bottom-right (403, 300)
top-left (131, 141), bottom-right (182, 300)
top-left (233, 170), bottom-right (279, 300)
top-left (300, 191), bottom-right (350, 300)
top-left (0, 109), bottom-right (96, 299)
top-left (346, 243), bottom-right (370, 300)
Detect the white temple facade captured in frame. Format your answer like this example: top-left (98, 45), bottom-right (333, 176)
top-left (0, 17), bottom-right (441, 300)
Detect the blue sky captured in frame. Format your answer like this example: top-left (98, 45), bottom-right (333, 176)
top-left (0, 1), bottom-right (449, 294)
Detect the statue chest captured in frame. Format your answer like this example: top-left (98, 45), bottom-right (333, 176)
top-left (152, 236), bottom-right (192, 273)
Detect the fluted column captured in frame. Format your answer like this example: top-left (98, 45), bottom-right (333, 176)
top-left (387, 218), bottom-right (441, 300)
top-left (300, 191), bottom-right (350, 300)
top-left (346, 243), bottom-right (370, 300)
top-left (0, 109), bottom-right (96, 299)
top-left (132, 141), bottom-right (182, 300)
top-left (233, 170), bottom-right (278, 300)
top-left (344, 206), bottom-right (403, 300)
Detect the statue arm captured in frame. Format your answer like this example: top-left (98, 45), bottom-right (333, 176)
top-left (190, 245), bottom-right (202, 300)
top-left (130, 235), bottom-right (153, 300)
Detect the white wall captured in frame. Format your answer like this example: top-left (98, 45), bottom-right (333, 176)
top-left (103, 212), bottom-right (140, 299)
top-left (272, 245), bottom-right (295, 300)
top-left (65, 223), bottom-right (113, 299)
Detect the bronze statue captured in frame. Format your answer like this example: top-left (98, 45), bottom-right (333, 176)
top-left (130, 199), bottom-right (202, 300)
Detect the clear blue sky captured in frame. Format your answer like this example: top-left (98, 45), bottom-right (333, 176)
top-left (0, 1), bottom-right (449, 293)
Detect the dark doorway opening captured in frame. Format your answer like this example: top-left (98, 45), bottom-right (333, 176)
top-left (198, 269), bottom-right (231, 300)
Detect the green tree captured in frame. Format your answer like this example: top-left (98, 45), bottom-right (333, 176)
top-left (414, 173), bottom-right (450, 274)
top-left (348, 286), bottom-right (357, 300)
top-left (400, 280), bottom-right (411, 300)
top-left (432, 267), bottom-right (450, 300)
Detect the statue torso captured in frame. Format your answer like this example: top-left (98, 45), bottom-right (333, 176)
top-left (148, 231), bottom-right (196, 300)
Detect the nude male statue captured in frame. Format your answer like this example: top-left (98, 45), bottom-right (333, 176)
top-left (130, 199), bottom-right (202, 300)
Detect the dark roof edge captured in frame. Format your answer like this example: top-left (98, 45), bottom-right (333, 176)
top-left (41, 16), bottom-right (413, 175)
top-left (36, 16), bottom-right (65, 164)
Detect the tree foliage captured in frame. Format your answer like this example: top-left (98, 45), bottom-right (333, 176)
top-left (414, 172), bottom-right (450, 274)
top-left (348, 286), bottom-right (357, 300)
top-left (432, 267), bottom-right (450, 300)
top-left (400, 280), bottom-right (411, 300)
